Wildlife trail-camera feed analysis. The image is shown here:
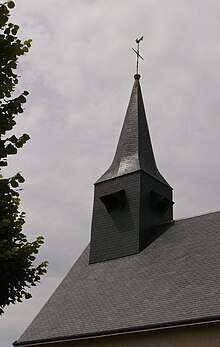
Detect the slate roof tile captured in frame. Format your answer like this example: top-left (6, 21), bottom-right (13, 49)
top-left (15, 211), bottom-right (220, 346)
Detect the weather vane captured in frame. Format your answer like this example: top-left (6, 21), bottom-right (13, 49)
top-left (132, 36), bottom-right (144, 75)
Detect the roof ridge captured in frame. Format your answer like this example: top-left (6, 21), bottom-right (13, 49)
top-left (176, 209), bottom-right (220, 222)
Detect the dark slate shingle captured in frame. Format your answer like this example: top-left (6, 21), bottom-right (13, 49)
top-left (97, 74), bottom-right (169, 186)
top-left (15, 211), bottom-right (220, 346)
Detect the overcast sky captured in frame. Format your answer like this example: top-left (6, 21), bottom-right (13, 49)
top-left (1, 0), bottom-right (220, 346)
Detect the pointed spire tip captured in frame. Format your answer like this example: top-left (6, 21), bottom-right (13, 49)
top-left (134, 73), bottom-right (141, 80)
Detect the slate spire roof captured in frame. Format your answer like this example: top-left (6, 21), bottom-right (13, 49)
top-left (97, 73), bottom-right (169, 186)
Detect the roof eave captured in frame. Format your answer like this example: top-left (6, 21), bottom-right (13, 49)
top-left (13, 315), bottom-right (220, 347)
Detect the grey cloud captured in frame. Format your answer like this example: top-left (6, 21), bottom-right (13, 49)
top-left (1, 1), bottom-right (220, 346)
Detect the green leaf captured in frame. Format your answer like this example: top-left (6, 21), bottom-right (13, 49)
top-left (7, 35), bottom-right (15, 42)
top-left (4, 27), bottom-right (10, 35)
top-left (24, 292), bottom-right (32, 299)
top-left (5, 144), bottom-right (17, 155)
top-left (7, 1), bottom-right (15, 9)
top-left (0, 4), bottom-right (9, 15)
top-left (0, 15), bottom-right (8, 28)
top-left (19, 95), bottom-right (26, 103)
top-left (8, 135), bottom-right (17, 143)
top-left (15, 173), bottom-right (25, 183)
top-left (24, 39), bottom-right (32, 46)
top-left (12, 28), bottom-right (17, 35)
top-left (21, 134), bottom-right (30, 142)
top-left (10, 180), bottom-right (18, 188)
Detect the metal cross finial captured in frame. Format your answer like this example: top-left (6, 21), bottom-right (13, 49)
top-left (132, 36), bottom-right (144, 74)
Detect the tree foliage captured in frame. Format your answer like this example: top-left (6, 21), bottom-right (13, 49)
top-left (0, 1), bottom-right (47, 314)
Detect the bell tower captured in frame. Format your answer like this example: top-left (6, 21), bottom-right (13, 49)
top-left (89, 74), bottom-right (173, 264)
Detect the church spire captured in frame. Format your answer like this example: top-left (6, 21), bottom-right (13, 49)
top-left (97, 74), bottom-right (170, 186)
top-left (89, 72), bottom-right (173, 264)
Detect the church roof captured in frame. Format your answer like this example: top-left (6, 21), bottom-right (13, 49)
top-left (97, 74), bottom-right (170, 187)
top-left (15, 210), bottom-right (220, 346)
